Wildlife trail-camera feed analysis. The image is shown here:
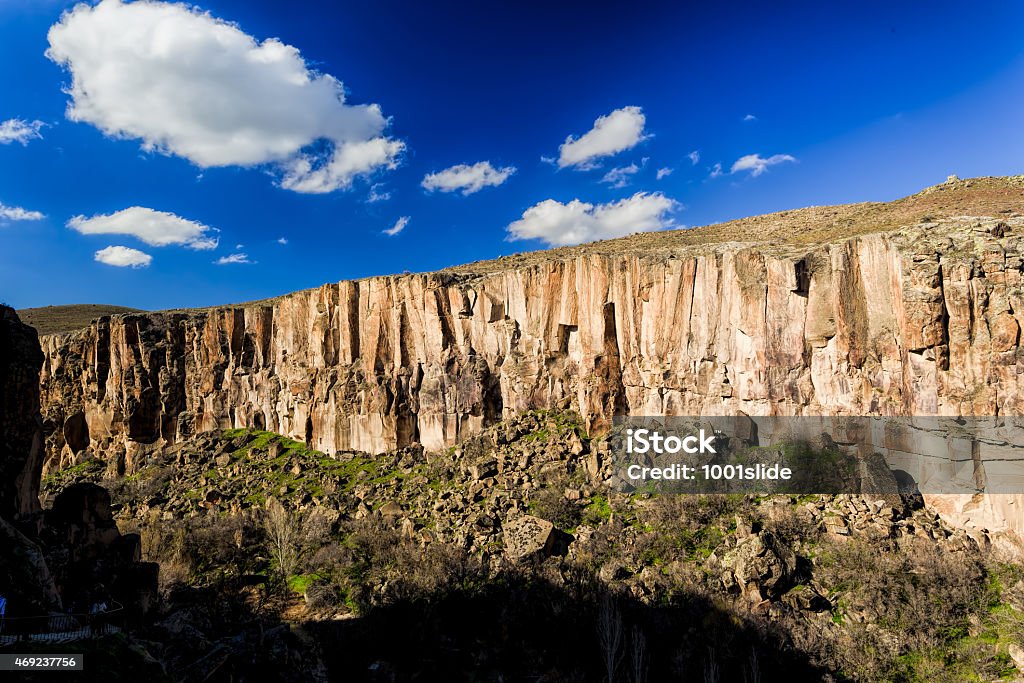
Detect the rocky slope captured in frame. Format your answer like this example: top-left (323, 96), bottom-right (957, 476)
top-left (35, 176), bottom-right (1024, 543)
top-left (42, 413), bottom-right (1024, 681)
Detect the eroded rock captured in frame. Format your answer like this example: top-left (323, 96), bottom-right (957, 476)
top-left (31, 183), bottom-right (1024, 546)
top-left (503, 514), bottom-right (559, 561)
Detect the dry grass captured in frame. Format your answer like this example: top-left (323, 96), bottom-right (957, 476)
top-left (21, 176), bottom-right (1024, 335)
top-left (17, 304), bottom-right (144, 335)
top-left (445, 175), bottom-right (1024, 275)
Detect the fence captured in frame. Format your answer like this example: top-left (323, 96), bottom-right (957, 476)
top-left (0, 602), bottom-right (124, 644)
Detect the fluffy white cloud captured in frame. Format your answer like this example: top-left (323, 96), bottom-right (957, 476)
top-left (422, 161), bottom-right (515, 195)
top-left (731, 153), bottom-right (796, 177)
top-left (557, 106), bottom-right (649, 169)
top-left (215, 252), bottom-right (253, 265)
top-left (656, 167), bottom-right (673, 180)
top-left (507, 192), bottom-right (678, 247)
top-left (277, 237), bottom-right (288, 245)
top-left (95, 245), bottom-right (152, 268)
top-left (68, 207), bottom-right (219, 249)
top-left (600, 163), bottom-right (640, 188)
top-left (687, 150), bottom-right (700, 165)
top-left (0, 119), bottom-right (44, 145)
top-left (383, 216), bottom-right (409, 236)
top-left (279, 138), bottom-right (403, 194)
top-left (743, 113), bottom-right (758, 122)
top-left (0, 202), bottom-right (45, 221)
top-left (47, 0), bottom-right (403, 193)
top-left (709, 163), bottom-right (723, 178)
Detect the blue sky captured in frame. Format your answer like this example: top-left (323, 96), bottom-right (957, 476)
top-left (2, 0), bottom-right (1024, 310)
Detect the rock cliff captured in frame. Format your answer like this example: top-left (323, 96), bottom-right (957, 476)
top-left (1, 305), bottom-right (45, 518)
top-left (0, 305), bottom-right (157, 618)
top-left (33, 176), bottom-right (1024, 543)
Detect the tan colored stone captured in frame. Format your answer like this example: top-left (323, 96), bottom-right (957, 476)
top-left (33, 199), bottom-right (1024, 546)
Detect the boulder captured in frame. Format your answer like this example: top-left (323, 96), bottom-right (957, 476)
top-left (378, 501), bottom-right (404, 517)
top-left (1009, 643), bottom-right (1024, 675)
top-left (503, 515), bottom-right (557, 561)
top-left (468, 459), bottom-right (497, 480)
top-left (721, 530), bottom-right (797, 599)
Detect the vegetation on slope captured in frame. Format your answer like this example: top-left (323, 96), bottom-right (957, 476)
top-left (42, 410), bottom-right (1024, 681)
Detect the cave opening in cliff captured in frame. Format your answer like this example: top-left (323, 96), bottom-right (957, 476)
top-left (793, 259), bottom-right (811, 296)
top-left (557, 323), bottom-right (579, 357)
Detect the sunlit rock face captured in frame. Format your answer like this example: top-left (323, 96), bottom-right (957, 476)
top-left (35, 194), bottom-right (1024, 547)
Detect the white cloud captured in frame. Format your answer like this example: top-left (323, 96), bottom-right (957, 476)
top-left (383, 216), bottom-right (409, 236)
top-left (730, 153), bottom-right (796, 177)
top-left (67, 207), bottom-right (219, 249)
top-left (743, 114), bottom-right (758, 122)
top-left (656, 167), bottom-right (673, 180)
top-left (688, 150), bottom-right (700, 165)
top-left (557, 106), bottom-right (649, 169)
top-left (215, 252), bottom-right (253, 265)
top-left (0, 202), bottom-right (45, 221)
top-left (47, 0), bottom-right (403, 194)
top-left (422, 161), bottom-right (515, 195)
top-left (0, 119), bottom-right (45, 145)
top-left (279, 137), bottom-right (403, 194)
top-left (277, 237), bottom-right (288, 245)
top-left (709, 163), bottom-right (723, 178)
top-left (94, 245), bottom-right (152, 268)
top-left (366, 183), bottom-right (391, 203)
top-left (600, 163), bottom-right (640, 188)
top-left (507, 192), bottom-right (678, 247)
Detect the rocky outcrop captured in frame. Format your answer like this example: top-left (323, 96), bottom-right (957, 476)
top-left (33, 180), bottom-right (1024, 544)
top-left (0, 306), bottom-right (59, 613)
top-left (1, 305), bottom-right (45, 518)
top-left (720, 527), bottom-right (798, 601)
top-left (504, 515), bottom-right (565, 561)
top-left (0, 306), bottom-right (157, 618)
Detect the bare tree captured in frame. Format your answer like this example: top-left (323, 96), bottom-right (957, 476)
top-left (598, 594), bottom-right (624, 683)
top-left (630, 625), bottom-right (647, 683)
top-left (264, 497), bottom-right (300, 579)
top-left (301, 509), bottom-right (330, 551)
top-left (744, 647), bottom-right (761, 683)
top-left (703, 646), bottom-right (719, 683)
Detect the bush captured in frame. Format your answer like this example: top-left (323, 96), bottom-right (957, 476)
top-left (530, 486), bottom-right (582, 530)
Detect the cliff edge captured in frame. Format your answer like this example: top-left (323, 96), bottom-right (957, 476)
top-left (33, 176), bottom-right (1024, 544)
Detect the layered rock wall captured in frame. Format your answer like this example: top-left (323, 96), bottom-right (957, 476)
top-left (36, 218), bottom-right (1024, 542)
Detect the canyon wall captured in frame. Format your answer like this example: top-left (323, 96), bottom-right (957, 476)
top-left (1, 305), bottom-right (45, 518)
top-left (36, 216), bottom-right (1024, 544)
top-left (0, 306), bottom-right (158, 616)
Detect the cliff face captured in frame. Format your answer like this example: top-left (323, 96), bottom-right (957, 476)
top-left (34, 178), bottom-right (1024, 542)
top-left (0, 306), bottom-right (158, 616)
top-left (1, 305), bottom-right (45, 518)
